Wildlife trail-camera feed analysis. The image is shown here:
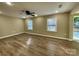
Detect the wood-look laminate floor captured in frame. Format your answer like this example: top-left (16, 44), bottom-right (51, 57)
top-left (0, 33), bottom-right (79, 56)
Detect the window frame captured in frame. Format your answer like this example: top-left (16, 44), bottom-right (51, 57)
top-left (47, 16), bottom-right (57, 32)
top-left (27, 19), bottom-right (33, 31)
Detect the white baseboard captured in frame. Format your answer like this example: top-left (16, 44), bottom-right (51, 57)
top-left (0, 32), bottom-right (24, 39)
top-left (0, 32), bottom-right (73, 41)
top-left (25, 32), bottom-right (72, 41)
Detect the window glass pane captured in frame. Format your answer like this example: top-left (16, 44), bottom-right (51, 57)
top-left (27, 20), bottom-right (33, 30)
top-left (48, 26), bottom-right (56, 31)
top-left (73, 17), bottom-right (79, 40)
top-left (48, 19), bottom-right (56, 26)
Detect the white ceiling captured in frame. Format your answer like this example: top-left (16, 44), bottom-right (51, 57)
top-left (0, 2), bottom-right (78, 18)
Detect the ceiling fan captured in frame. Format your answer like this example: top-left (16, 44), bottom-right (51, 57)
top-left (20, 10), bottom-right (37, 19)
top-left (25, 10), bottom-right (36, 16)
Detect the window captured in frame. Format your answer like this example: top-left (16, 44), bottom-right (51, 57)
top-left (73, 16), bottom-right (79, 40)
top-left (47, 17), bottom-right (57, 32)
top-left (27, 19), bottom-right (33, 30)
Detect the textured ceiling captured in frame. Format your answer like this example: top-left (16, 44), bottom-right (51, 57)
top-left (0, 2), bottom-right (78, 18)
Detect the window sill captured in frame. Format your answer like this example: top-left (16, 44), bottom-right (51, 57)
top-left (47, 30), bottom-right (57, 33)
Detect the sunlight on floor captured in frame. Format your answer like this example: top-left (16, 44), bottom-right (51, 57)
top-left (26, 38), bottom-right (32, 45)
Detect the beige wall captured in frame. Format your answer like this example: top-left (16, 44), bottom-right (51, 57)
top-left (25, 13), bottom-right (69, 38)
top-left (0, 14), bottom-right (24, 37)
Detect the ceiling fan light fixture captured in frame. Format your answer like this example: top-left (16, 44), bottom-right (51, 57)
top-left (56, 10), bottom-right (58, 13)
top-left (34, 14), bottom-right (38, 17)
